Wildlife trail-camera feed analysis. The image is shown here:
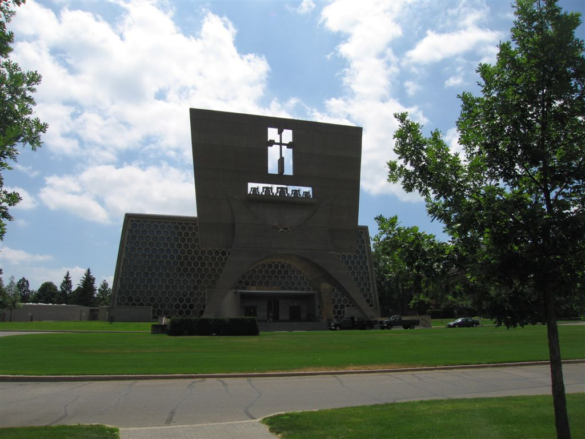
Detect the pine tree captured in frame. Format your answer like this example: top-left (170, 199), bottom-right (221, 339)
top-left (75, 268), bottom-right (96, 307)
top-left (59, 271), bottom-right (73, 304)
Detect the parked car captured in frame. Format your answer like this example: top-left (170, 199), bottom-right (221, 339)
top-left (379, 315), bottom-right (419, 330)
top-left (329, 316), bottom-right (376, 330)
top-left (447, 317), bottom-right (480, 328)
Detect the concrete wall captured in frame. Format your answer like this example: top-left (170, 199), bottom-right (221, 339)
top-left (1, 304), bottom-right (94, 322)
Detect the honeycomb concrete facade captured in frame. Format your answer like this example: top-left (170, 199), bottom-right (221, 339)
top-left (113, 214), bottom-right (377, 321)
top-left (112, 109), bottom-right (379, 322)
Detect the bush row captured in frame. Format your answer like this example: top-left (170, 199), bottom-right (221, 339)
top-left (167, 317), bottom-right (259, 336)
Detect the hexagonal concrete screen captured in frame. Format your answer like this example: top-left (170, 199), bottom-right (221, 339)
top-left (112, 109), bottom-right (380, 323)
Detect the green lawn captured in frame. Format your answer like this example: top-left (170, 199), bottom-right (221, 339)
top-left (0, 321), bottom-right (152, 332)
top-left (0, 425), bottom-right (118, 439)
top-left (262, 393), bottom-right (585, 439)
top-left (0, 325), bottom-right (583, 375)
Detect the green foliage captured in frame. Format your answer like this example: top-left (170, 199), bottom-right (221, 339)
top-left (59, 271), bottom-right (72, 304)
top-left (96, 279), bottom-right (112, 306)
top-left (388, 0), bottom-right (584, 327)
top-left (34, 281), bottom-right (59, 304)
top-left (372, 215), bottom-right (458, 315)
top-left (0, 275), bottom-right (20, 315)
top-left (0, 0), bottom-right (48, 240)
top-left (263, 394), bottom-right (585, 439)
top-left (387, 2), bottom-right (584, 436)
top-left (167, 317), bottom-right (259, 336)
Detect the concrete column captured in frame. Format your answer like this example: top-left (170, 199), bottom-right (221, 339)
top-left (319, 283), bottom-right (335, 323)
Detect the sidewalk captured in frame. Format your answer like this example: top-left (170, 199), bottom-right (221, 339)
top-left (120, 420), bottom-right (276, 439)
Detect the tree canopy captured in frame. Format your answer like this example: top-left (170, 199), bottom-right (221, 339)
top-left (388, 1), bottom-right (583, 437)
top-left (0, 0), bottom-right (47, 240)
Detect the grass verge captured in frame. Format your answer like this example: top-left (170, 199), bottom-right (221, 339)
top-left (0, 425), bottom-right (118, 439)
top-left (0, 321), bottom-right (152, 332)
top-left (262, 393), bottom-right (585, 439)
top-left (0, 325), bottom-right (583, 375)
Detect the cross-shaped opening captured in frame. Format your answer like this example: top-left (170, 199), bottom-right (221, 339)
top-left (267, 128), bottom-right (293, 175)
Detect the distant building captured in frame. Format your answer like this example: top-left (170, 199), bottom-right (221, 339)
top-left (111, 110), bottom-right (379, 324)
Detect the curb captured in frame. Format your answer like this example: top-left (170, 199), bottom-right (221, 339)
top-left (1, 359), bottom-right (583, 382)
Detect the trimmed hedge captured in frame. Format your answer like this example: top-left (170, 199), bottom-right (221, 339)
top-left (167, 317), bottom-right (259, 336)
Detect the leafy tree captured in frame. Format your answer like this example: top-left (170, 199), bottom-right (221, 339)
top-left (0, 275), bottom-right (21, 320)
top-left (372, 215), bottom-right (454, 315)
top-left (35, 281), bottom-right (58, 304)
top-left (16, 276), bottom-right (30, 303)
top-left (388, 2), bottom-right (584, 437)
top-left (96, 279), bottom-right (112, 306)
top-left (0, 0), bottom-right (48, 240)
top-left (59, 271), bottom-right (72, 304)
top-left (73, 268), bottom-right (96, 307)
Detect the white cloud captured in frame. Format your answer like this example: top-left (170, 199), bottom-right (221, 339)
top-left (445, 75), bottom-right (464, 88)
top-left (14, 164), bottom-right (40, 178)
top-left (0, 246), bottom-right (53, 265)
top-left (5, 186), bottom-right (38, 210)
top-left (404, 81), bottom-right (421, 96)
top-left (10, 0), bottom-right (274, 164)
top-left (445, 127), bottom-right (464, 156)
top-left (318, 0), bottom-right (424, 199)
top-left (39, 164), bottom-right (196, 224)
top-left (297, 0), bottom-right (316, 14)
top-left (406, 27), bottom-right (501, 65)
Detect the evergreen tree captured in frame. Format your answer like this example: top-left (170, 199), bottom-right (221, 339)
top-left (59, 271), bottom-right (73, 304)
top-left (96, 279), bottom-right (112, 307)
top-left (75, 268), bottom-right (96, 307)
top-left (0, 1), bottom-right (48, 240)
top-left (35, 281), bottom-right (58, 304)
top-left (16, 277), bottom-right (30, 303)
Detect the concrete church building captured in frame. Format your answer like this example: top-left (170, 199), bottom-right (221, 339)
top-left (111, 109), bottom-right (380, 324)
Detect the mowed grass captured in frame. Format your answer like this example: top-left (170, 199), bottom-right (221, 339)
top-left (262, 393), bottom-right (585, 439)
top-left (0, 325), bottom-right (583, 375)
top-left (0, 425), bottom-right (118, 439)
top-left (0, 321), bottom-right (151, 332)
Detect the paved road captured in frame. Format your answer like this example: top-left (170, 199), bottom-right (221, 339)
top-left (1, 364), bottom-right (583, 431)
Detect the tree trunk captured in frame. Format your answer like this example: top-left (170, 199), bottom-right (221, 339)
top-left (543, 287), bottom-right (571, 439)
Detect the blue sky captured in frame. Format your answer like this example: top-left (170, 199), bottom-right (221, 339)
top-left (1, 0), bottom-right (583, 290)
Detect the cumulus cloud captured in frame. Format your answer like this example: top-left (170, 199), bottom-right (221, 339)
top-left (0, 246), bottom-right (53, 265)
top-left (444, 127), bottom-right (464, 156)
top-left (39, 164), bottom-right (196, 224)
top-left (10, 0), bottom-right (274, 164)
top-left (296, 0), bottom-right (316, 14)
top-left (406, 27), bottom-right (501, 64)
top-left (14, 164), bottom-right (40, 178)
top-left (445, 75), bottom-right (464, 88)
top-left (318, 0), bottom-right (424, 199)
top-left (404, 81), bottom-right (421, 96)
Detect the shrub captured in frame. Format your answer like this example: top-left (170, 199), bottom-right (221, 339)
top-left (167, 317), bottom-right (259, 336)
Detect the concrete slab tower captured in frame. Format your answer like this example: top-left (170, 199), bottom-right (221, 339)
top-left (111, 109), bottom-right (379, 323)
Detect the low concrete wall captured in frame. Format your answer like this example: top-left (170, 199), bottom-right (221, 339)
top-left (1, 304), bottom-right (93, 322)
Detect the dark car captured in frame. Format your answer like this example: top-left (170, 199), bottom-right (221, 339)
top-left (447, 317), bottom-right (480, 328)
